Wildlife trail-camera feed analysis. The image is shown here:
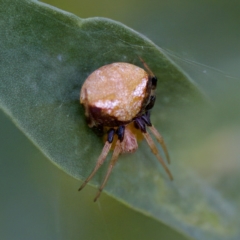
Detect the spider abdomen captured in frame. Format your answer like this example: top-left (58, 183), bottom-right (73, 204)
top-left (80, 62), bottom-right (151, 127)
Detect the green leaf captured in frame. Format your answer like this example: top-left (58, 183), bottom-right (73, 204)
top-left (0, 0), bottom-right (239, 240)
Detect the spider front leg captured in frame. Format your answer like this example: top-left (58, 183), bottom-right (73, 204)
top-left (94, 125), bottom-right (125, 202)
top-left (78, 128), bottom-right (115, 191)
top-left (94, 140), bottom-right (121, 202)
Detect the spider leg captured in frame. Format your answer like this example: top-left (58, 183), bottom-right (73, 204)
top-left (78, 141), bottom-right (112, 191)
top-left (145, 95), bottom-right (156, 111)
top-left (141, 112), bottom-right (170, 164)
top-left (138, 56), bottom-right (157, 89)
top-left (134, 117), bottom-right (173, 180)
top-left (139, 57), bottom-right (154, 77)
top-left (148, 125), bottom-right (170, 164)
top-left (142, 131), bottom-right (173, 181)
top-left (94, 140), bottom-right (121, 202)
top-left (78, 129), bottom-right (115, 191)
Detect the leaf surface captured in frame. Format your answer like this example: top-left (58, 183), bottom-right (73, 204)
top-left (0, 1), bottom-right (239, 239)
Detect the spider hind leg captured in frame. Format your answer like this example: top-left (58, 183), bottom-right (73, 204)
top-left (134, 115), bottom-right (173, 180)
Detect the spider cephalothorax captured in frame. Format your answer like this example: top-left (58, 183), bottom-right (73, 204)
top-left (79, 58), bottom-right (172, 201)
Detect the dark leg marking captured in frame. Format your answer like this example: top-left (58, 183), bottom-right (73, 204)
top-left (107, 128), bottom-right (115, 143)
top-left (116, 125), bottom-right (125, 142)
top-left (146, 95), bottom-right (156, 111)
top-left (141, 111), bottom-right (152, 126)
top-left (134, 118), bottom-right (146, 133)
top-left (151, 76), bottom-right (157, 89)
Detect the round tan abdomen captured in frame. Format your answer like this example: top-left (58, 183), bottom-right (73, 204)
top-left (80, 62), bottom-right (149, 126)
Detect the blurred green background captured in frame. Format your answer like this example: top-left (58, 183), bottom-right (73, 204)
top-left (1, 0), bottom-right (239, 240)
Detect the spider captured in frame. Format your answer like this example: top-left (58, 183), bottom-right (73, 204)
top-left (79, 58), bottom-right (173, 201)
